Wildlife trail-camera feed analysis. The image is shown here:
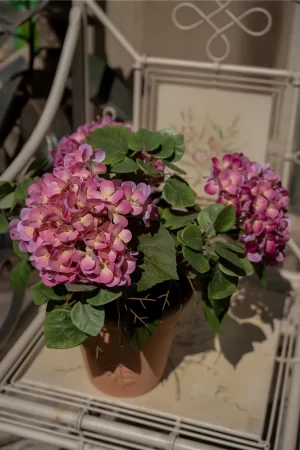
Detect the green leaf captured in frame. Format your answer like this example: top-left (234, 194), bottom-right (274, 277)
top-left (87, 125), bottom-right (132, 165)
top-left (0, 181), bottom-right (15, 198)
top-left (128, 320), bottom-right (160, 350)
top-left (214, 205), bottom-right (236, 233)
top-left (26, 158), bottom-right (49, 176)
top-left (11, 178), bottom-right (33, 210)
top-left (218, 262), bottom-right (239, 278)
top-left (217, 242), bottom-right (245, 254)
top-left (158, 128), bottom-right (176, 137)
top-left (197, 204), bottom-right (226, 237)
top-left (128, 129), bottom-right (161, 152)
top-left (137, 225), bottom-right (179, 292)
top-left (0, 192), bottom-right (14, 209)
top-left (31, 281), bottom-right (67, 305)
top-left (163, 160), bottom-right (186, 175)
top-left (87, 289), bottom-right (122, 306)
top-left (44, 307), bottom-right (87, 349)
top-left (203, 296), bottom-right (230, 334)
top-left (168, 134), bottom-right (185, 162)
top-left (13, 240), bottom-right (29, 260)
top-left (65, 284), bottom-right (98, 293)
top-left (9, 260), bottom-right (30, 291)
top-left (203, 245), bottom-right (219, 261)
top-left (152, 137), bottom-right (174, 159)
top-left (202, 300), bottom-right (221, 334)
top-left (163, 176), bottom-right (196, 207)
top-left (111, 157), bottom-right (138, 173)
top-left (71, 302), bottom-right (105, 336)
top-left (182, 247), bottom-right (210, 273)
top-left (162, 209), bottom-right (198, 230)
top-left (177, 229), bottom-right (185, 245)
top-left (182, 224), bottom-right (203, 251)
top-left (214, 243), bottom-right (248, 271)
top-left (136, 158), bottom-right (160, 176)
top-left (208, 265), bottom-right (237, 300)
top-left (254, 263), bottom-right (267, 288)
top-left (0, 210), bottom-right (8, 233)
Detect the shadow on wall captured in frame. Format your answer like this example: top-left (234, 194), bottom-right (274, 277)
top-left (163, 268), bottom-right (292, 379)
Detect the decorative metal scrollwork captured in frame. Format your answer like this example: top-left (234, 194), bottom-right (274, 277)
top-left (172, 0), bottom-right (272, 62)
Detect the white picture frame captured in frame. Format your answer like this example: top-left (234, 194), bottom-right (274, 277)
top-left (142, 67), bottom-right (290, 202)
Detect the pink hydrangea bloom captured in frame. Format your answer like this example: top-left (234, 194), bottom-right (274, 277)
top-left (9, 144), bottom-right (157, 287)
top-left (204, 153), bottom-right (290, 266)
top-left (51, 116), bottom-right (133, 167)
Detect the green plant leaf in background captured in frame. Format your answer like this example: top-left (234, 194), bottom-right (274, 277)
top-left (162, 209), bottom-right (198, 230)
top-left (0, 181), bottom-right (15, 199)
top-left (71, 302), bottom-right (105, 336)
top-left (111, 157), bottom-right (138, 173)
top-left (182, 247), bottom-right (210, 273)
top-left (13, 240), bottom-right (29, 260)
top-left (136, 158), bottom-right (160, 176)
top-left (0, 192), bottom-right (14, 209)
top-left (163, 176), bottom-right (196, 207)
top-left (87, 125), bottom-right (132, 165)
top-left (9, 260), bottom-right (30, 291)
top-left (137, 225), bottom-right (179, 292)
top-left (254, 262), bottom-right (267, 289)
top-left (44, 307), bottom-right (87, 349)
top-left (208, 265), bottom-right (237, 300)
top-left (182, 224), bottom-right (203, 251)
top-left (65, 284), bottom-right (98, 293)
top-left (86, 289), bottom-right (122, 306)
top-left (163, 160), bottom-right (186, 175)
top-left (165, 134), bottom-right (185, 162)
top-left (26, 158), bottom-right (49, 177)
top-left (214, 204), bottom-right (237, 233)
top-left (128, 129), bottom-right (161, 152)
top-left (11, 178), bottom-right (33, 211)
top-left (0, 210), bottom-right (8, 233)
top-left (197, 203), bottom-right (226, 237)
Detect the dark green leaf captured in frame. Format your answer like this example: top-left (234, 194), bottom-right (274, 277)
top-left (9, 260), bottom-right (30, 291)
top-left (87, 289), bottom-right (122, 306)
top-left (176, 229), bottom-right (185, 245)
top-left (11, 178), bottom-right (33, 210)
top-left (128, 129), bottom-right (161, 152)
top-left (202, 300), bottom-right (221, 334)
top-left (111, 157), bottom-right (138, 173)
top-left (214, 243), bottom-right (250, 272)
top-left (218, 262), bottom-right (239, 278)
top-left (214, 205), bottom-right (236, 233)
top-left (13, 240), bottom-right (29, 260)
top-left (182, 247), bottom-right (210, 273)
top-left (44, 306), bottom-right (87, 349)
top-left (217, 242), bottom-right (245, 254)
top-left (87, 125), bottom-right (132, 165)
top-left (136, 158), bottom-right (160, 176)
top-left (0, 210), bottom-right (8, 233)
top-left (203, 245), bottom-right (219, 261)
top-left (152, 137), bottom-right (174, 159)
top-left (26, 158), bottom-right (49, 176)
top-left (137, 225), bottom-right (178, 292)
top-left (182, 224), bottom-right (203, 251)
top-left (163, 176), bottom-right (196, 207)
top-left (0, 192), bottom-right (14, 209)
top-left (65, 284), bottom-right (98, 292)
top-left (163, 160), bottom-right (186, 175)
top-left (31, 281), bottom-right (68, 304)
top-left (203, 296), bottom-right (230, 333)
top-left (208, 265), bottom-right (237, 300)
top-left (197, 204), bottom-right (226, 237)
top-left (129, 320), bottom-right (160, 350)
top-left (0, 181), bottom-right (15, 198)
top-left (168, 134), bottom-right (185, 162)
top-left (254, 263), bottom-right (267, 288)
top-left (162, 209), bottom-right (198, 230)
top-left (71, 302), bottom-right (105, 336)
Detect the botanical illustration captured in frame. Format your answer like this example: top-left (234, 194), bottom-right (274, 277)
top-left (170, 108), bottom-right (242, 196)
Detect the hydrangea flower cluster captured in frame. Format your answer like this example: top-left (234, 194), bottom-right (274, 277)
top-left (9, 144), bottom-right (158, 287)
top-left (51, 116), bottom-right (133, 167)
top-left (204, 153), bottom-right (290, 265)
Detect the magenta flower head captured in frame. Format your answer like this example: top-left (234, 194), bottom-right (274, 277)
top-left (9, 144), bottom-right (157, 287)
top-left (204, 153), bottom-right (290, 266)
top-left (51, 116), bottom-right (133, 167)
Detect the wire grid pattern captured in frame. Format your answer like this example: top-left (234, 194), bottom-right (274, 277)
top-left (171, 1), bottom-right (272, 62)
top-left (0, 288), bottom-right (299, 450)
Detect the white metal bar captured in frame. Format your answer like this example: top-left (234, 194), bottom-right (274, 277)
top-left (282, 85), bottom-right (300, 187)
top-left (0, 4), bottom-right (82, 181)
top-left (0, 306), bottom-right (45, 383)
top-left (133, 67), bottom-right (142, 130)
top-left (287, 238), bottom-right (300, 265)
top-left (86, 0), bottom-right (141, 63)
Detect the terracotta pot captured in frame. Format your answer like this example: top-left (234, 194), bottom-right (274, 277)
top-left (80, 303), bottom-right (184, 398)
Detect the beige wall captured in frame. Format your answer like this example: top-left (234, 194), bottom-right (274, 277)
top-left (103, 1), bottom-right (294, 79)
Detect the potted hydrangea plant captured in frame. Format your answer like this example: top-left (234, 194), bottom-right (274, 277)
top-left (5, 118), bottom-right (290, 397)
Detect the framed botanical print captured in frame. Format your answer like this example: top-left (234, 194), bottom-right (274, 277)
top-left (142, 67), bottom-right (290, 203)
